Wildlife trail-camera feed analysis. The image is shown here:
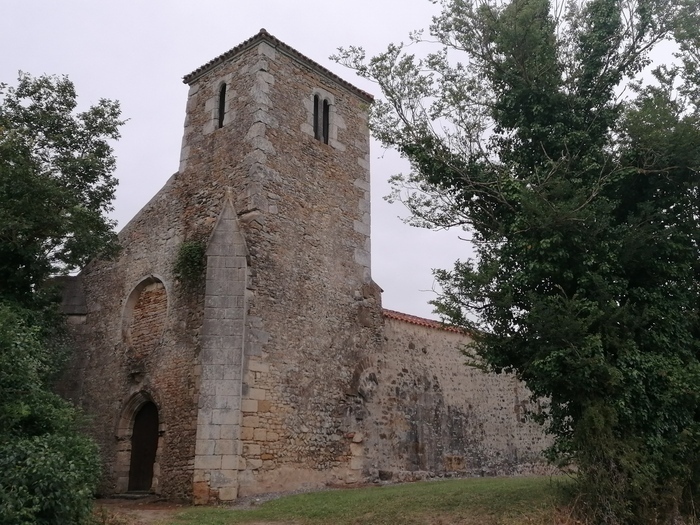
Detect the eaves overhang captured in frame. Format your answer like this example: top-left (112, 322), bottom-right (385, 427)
top-left (182, 28), bottom-right (374, 104)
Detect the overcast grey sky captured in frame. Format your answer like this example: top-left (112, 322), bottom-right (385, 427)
top-left (1, 0), bottom-right (473, 319)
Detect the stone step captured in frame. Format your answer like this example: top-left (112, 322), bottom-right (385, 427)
top-left (111, 491), bottom-right (154, 501)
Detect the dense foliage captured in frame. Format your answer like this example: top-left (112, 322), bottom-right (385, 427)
top-left (0, 74), bottom-right (123, 524)
top-left (0, 73), bottom-right (122, 306)
top-left (0, 305), bottom-right (100, 525)
top-left (336, 0), bottom-right (700, 522)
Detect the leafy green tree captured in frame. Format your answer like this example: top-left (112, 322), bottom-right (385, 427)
top-left (0, 304), bottom-right (100, 525)
top-left (0, 74), bottom-right (123, 524)
top-left (336, 0), bottom-right (700, 522)
top-left (0, 73), bottom-right (122, 306)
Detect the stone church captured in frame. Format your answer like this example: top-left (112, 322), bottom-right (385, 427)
top-left (58, 29), bottom-right (547, 503)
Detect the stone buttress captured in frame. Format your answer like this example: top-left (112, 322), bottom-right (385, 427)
top-left (193, 200), bottom-right (248, 502)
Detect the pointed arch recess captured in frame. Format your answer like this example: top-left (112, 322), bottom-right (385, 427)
top-left (122, 276), bottom-right (168, 359)
top-left (114, 391), bottom-right (164, 494)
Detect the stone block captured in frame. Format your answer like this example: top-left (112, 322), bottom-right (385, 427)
top-left (215, 381), bottom-right (239, 397)
top-left (251, 108), bottom-right (278, 126)
top-left (246, 122), bottom-right (266, 139)
top-left (220, 424), bottom-right (239, 440)
top-left (193, 481), bottom-right (210, 505)
top-left (354, 248), bottom-right (370, 267)
top-left (249, 329), bottom-right (270, 344)
top-left (224, 348), bottom-right (244, 366)
top-left (218, 486), bottom-right (238, 501)
top-left (221, 454), bottom-right (241, 470)
top-left (218, 319), bottom-right (239, 337)
top-left (187, 83), bottom-right (200, 97)
top-left (224, 366), bottom-right (243, 381)
top-left (224, 255), bottom-right (246, 268)
top-left (194, 455), bottom-right (222, 471)
top-left (354, 178), bottom-right (370, 191)
top-left (248, 137), bottom-right (275, 155)
top-left (201, 364), bottom-right (224, 380)
top-left (210, 469), bottom-right (237, 488)
top-left (206, 256), bottom-right (225, 269)
top-left (197, 410), bottom-right (212, 426)
top-left (242, 415), bottom-right (259, 428)
top-left (258, 400), bottom-right (272, 412)
top-left (248, 388), bottom-right (266, 400)
top-left (258, 71), bottom-right (274, 85)
top-left (207, 266), bottom-right (231, 283)
top-left (223, 307), bottom-right (244, 320)
top-left (247, 458), bottom-right (263, 470)
top-left (115, 450), bottom-right (130, 467)
top-left (241, 427), bottom-right (255, 440)
top-left (222, 395), bottom-right (241, 410)
top-left (205, 295), bottom-right (237, 309)
top-left (243, 443), bottom-right (261, 455)
top-left (349, 457), bottom-right (364, 470)
top-left (241, 399), bottom-right (258, 413)
top-left (212, 408), bottom-right (235, 425)
top-left (329, 139), bottom-right (346, 152)
top-left (195, 439), bottom-right (216, 456)
top-left (345, 471), bottom-right (361, 484)
top-left (254, 428), bottom-right (267, 441)
top-left (353, 220), bottom-right (370, 236)
top-left (247, 342), bottom-right (263, 357)
top-left (214, 439), bottom-right (235, 455)
top-left (197, 395), bottom-right (217, 412)
top-left (248, 360), bottom-right (270, 373)
top-left (266, 431), bottom-right (279, 441)
top-left (115, 476), bottom-right (128, 493)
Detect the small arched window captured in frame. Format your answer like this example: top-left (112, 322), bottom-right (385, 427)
top-left (313, 94), bottom-right (321, 140)
top-left (218, 84), bottom-right (226, 129)
top-left (313, 94), bottom-right (331, 144)
top-left (322, 100), bottom-right (330, 145)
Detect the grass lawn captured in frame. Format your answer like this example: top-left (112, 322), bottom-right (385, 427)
top-left (166, 475), bottom-right (573, 525)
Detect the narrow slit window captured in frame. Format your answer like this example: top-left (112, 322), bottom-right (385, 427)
top-left (218, 84), bottom-right (226, 129)
top-left (322, 100), bottom-right (330, 145)
top-left (313, 94), bottom-right (321, 140)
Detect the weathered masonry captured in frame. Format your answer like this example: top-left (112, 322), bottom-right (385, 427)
top-left (57, 29), bottom-right (549, 503)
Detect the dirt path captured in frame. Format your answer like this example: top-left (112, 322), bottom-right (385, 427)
top-left (94, 497), bottom-right (186, 525)
top-left (94, 496), bottom-right (294, 525)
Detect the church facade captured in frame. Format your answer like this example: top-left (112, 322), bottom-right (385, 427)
top-left (58, 30), bottom-right (547, 503)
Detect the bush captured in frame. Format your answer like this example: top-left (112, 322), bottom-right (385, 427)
top-left (0, 304), bottom-right (101, 525)
top-left (0, 434), bottom-right (100, 525)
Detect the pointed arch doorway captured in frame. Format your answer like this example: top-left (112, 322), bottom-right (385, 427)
top-left (128, 401), bottom-right (159, 492)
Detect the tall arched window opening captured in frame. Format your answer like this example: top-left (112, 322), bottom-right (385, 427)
top-left (313, 94), bottom-right (331, 144)
top-left (322, 99), bottom-right (330, 145)
top-left (218, 84), bottom-right (226, 129)
top-left (313, 94), bottom-right (321, 140)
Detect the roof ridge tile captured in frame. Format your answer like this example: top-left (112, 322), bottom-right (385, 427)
top-left (382, 308), bottom-right (465, 334)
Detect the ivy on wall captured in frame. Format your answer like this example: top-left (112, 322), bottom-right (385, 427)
top-left (173, 241), bottom-right (206, 290)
